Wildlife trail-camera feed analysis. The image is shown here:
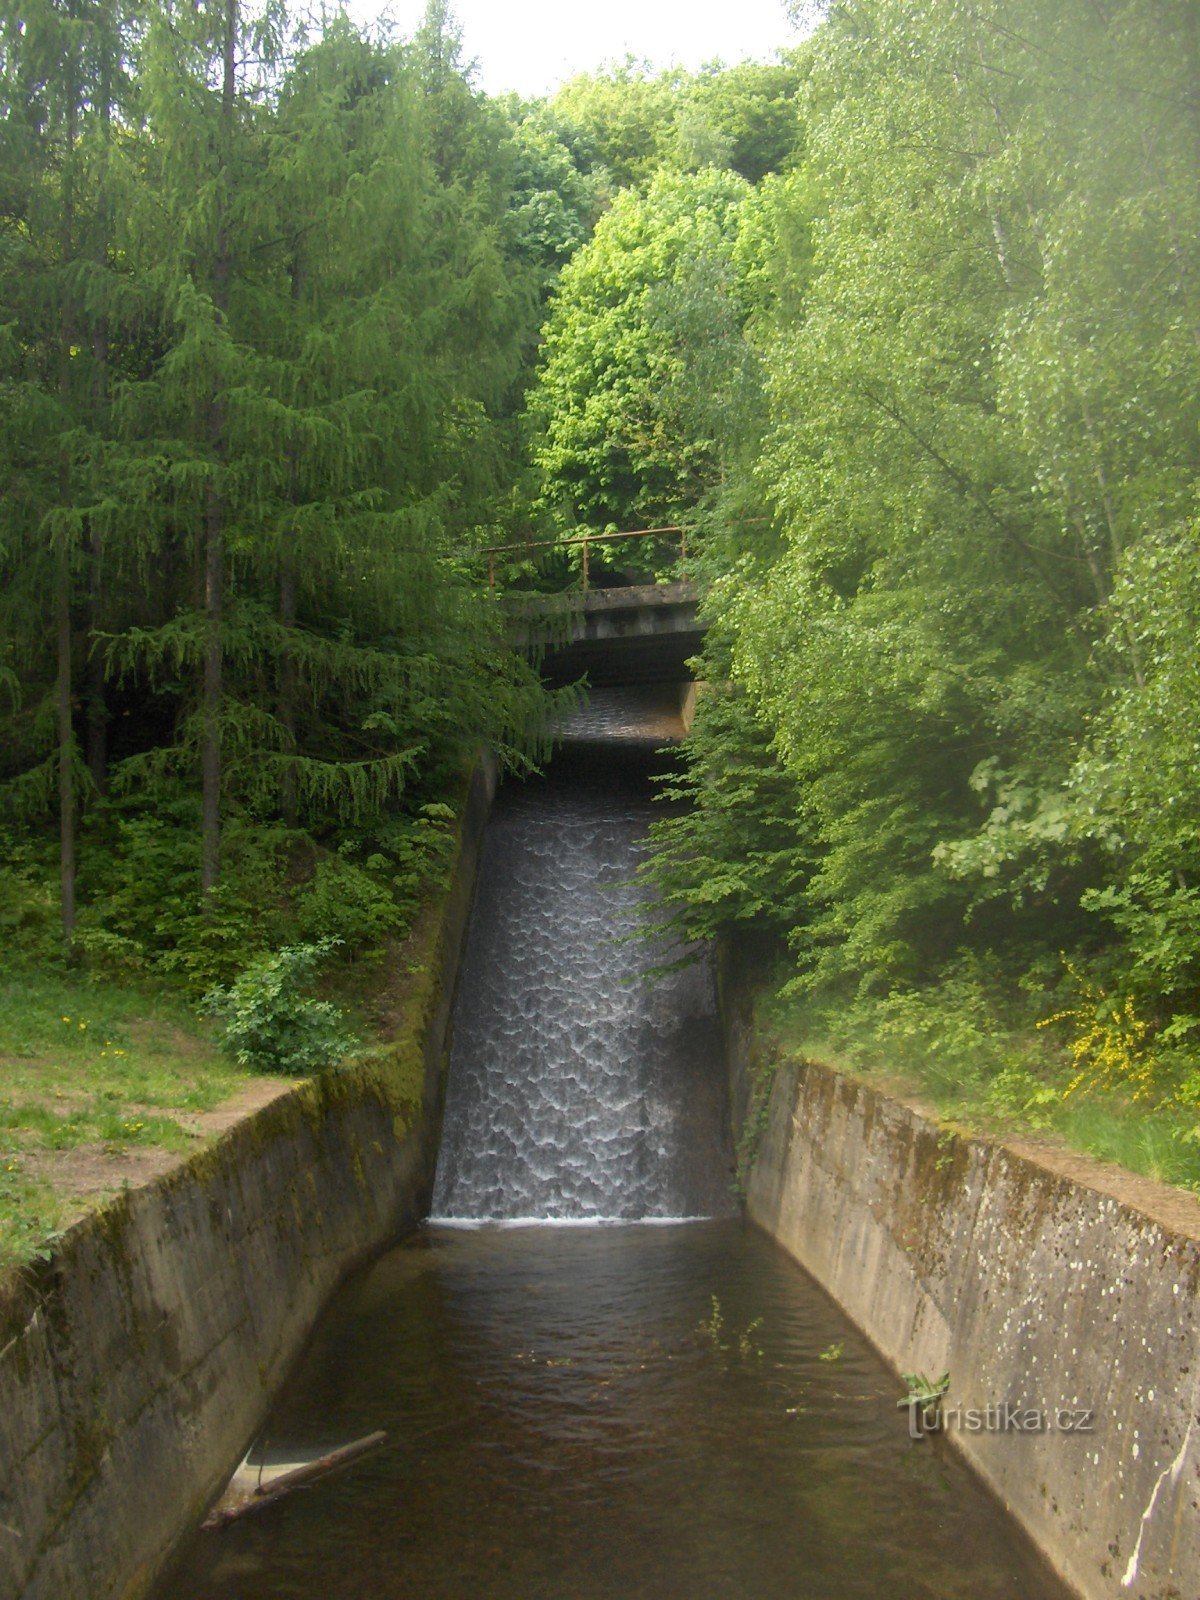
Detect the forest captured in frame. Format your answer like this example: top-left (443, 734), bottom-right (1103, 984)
top-left (3, 0), bottom-right (1200, 1191)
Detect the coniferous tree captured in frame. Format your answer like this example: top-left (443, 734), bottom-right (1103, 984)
top-left (0, 0), bottom-right (136, 943)
top-left (1, 0), bottom-right (572, 981)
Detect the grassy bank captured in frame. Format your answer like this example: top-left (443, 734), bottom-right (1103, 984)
top-left (0, 969), bottom-right (261, 1270)
top-left (0, 769), bottom-right (477, 1273)
top-left (755, 981), bottom-right (1200, 1196)
top-left (0, 899), bottom-right (457, 1272)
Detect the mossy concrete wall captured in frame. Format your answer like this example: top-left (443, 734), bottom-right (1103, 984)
top-left (724, 982), bottom-right (1200, 1600)
top-left (0, 758), bottom-right (496, 1600)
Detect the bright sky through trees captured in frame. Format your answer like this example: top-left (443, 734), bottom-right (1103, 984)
top-left (358, 0), bottom-right (804, 97)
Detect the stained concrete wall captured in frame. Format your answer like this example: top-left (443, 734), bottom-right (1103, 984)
top-left (533, 583), bottom-right (704, 688)
top-left (725, 987), bottom-right (1200, 1600)
top-left (678, 680), bottom-right (699, 735)
top-left (0, 758), bottom-right (496, 1600)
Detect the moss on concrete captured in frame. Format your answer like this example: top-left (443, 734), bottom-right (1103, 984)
top-left (729, 1001), bottom-right (1200, 1600)
top-left (0, 757), bottom-right (497, 1600)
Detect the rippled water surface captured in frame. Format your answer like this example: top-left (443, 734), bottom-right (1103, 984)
top-left (553, 684), bottom-right (687, 743)
top-left (162, 1222), bottom-right (1068, 1600)
top-left (433, 722), bottom-right (731, 1223)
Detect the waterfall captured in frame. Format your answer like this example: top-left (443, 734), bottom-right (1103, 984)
top-left (431, 694), bottom-right (734, 1223)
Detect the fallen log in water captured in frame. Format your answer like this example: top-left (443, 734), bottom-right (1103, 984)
top-left (201, 1430), bottom-right (388, 1531)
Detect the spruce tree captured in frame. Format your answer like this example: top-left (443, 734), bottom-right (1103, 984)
top-left (0, 0), bottom-right (135, 945)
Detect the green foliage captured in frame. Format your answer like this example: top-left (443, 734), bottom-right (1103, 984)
top-left (624, 0), bottom-right (1200, 1130)
top-left (0, 0), bottom-right (561, 971)
top-left (527, 166), bottom-right (755, 543)
top-left (75, 801), bottom-right (292, 989)
top-left (695, 1294), bottom-right (764, 1360)
top-left (295, 854), bottom-right (405, 950)
top-left (897, 1372), bottom-right (949, 1431)
top-left (374, 801), bottom-right (458, 919)
top-left (0, 832), bottom-right (60, 961)
top-left (846, 962), bottom-right (1033, 1100)
top-left (548, 57), bottom-right (804, 193)
top-left (203, 939), bottom-right (358, 1076)
top-left (1062, 529), bottom-right (1200, 1067)
top-left (293, 800), bottom-right (457, 950)
top-left (682, 60), bottom-right (804, 185)
top-left (637, 662), bottom-right (812, 951)
top-left (549, 65), bottom-right (683, 191)
top-left (506, 111), bottom-right (605, 283)
top-left (770, 953), bottom-right (1050, 1104)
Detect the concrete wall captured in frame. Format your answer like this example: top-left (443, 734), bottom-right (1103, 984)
top-left (678, 680), bottom-right (699, 735)
top-left (0, 758), bottom-right (496, 1600)
top-left (533, 583), bottom-right (704, 688)
top-left (725, 988), bottom-right (1200, 1600)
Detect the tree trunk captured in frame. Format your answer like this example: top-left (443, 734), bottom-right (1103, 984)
top-left (86, 521), bottom-right (108, 794)
top-left (57, 24), bottom-right (80, 949)
top-left (86, 49), bottom-right (113, 797)
top-left (201, 479), bottom-right (223, 894)
top-left (201, 1433), bottom-right (387, 1531)
top-left (200, 0), bottom-right (237, 896)
top-left (279, 553), bottom-right (298, 826)
top-left (278, 254), bottom-right (304, 828)
top-left (57, 546), bottom-right (77, 946)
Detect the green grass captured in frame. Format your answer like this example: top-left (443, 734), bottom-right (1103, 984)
top-left (1049, 1098), bottom-right (1200, 1190)
top-left (0, 972), bottom-right (238, 1104)
top-left (0, 969), bottom-right (252, 1270)
top-left (760, 983), bottom-right (1200, 1195)
top-left (0, 1162), bottom-right (67, 1266)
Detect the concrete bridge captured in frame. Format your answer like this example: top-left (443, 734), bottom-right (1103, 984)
top-left (506, 580), bottom-right (703, 687)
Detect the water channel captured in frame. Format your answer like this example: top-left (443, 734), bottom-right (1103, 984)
top-left (159, 690), bottom-right (1071, 1599)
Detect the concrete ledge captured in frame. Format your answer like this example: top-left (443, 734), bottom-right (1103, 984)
top-left (734, 1028), bottom-right (1200, 1600)
top-left (507, 580), bottom-right (699, 621)
top-left (0, 758), bottom-right (496, 1600)
top-left (509, 583), bottom-right (704, 688)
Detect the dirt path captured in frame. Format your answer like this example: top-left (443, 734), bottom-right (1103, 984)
top-left (19, 1077), bottom-right (296, 1231)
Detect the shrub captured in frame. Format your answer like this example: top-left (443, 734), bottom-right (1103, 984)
top-left (0, 833), bottom-right (61, 963)
top-left (203, 939), bottom-right (358, 1076)
top-left (78, 801), bottom-right (295, 990)
top-left (294, 804), bottom-right (456, 952)
top-left (295, 853), bottom-right (404, 950)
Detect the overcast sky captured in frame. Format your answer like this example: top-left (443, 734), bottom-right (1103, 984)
top-left (346, 0), bottom-right (806, 99)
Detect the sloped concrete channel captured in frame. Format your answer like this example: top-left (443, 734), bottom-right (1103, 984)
top-left (0, 761), bottom-right (496, 1600)
top-left (725, 968), bottom-right (1200, 1600)
top-left (154, 702), bottom-right (1069, 1600)
top-left (3, 709), bottom-right (1198, 1598)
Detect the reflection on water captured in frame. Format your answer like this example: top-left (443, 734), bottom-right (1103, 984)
top-left (555, 684), bottom-right (687, 743)
top-left (160, 1223), bottom-right (1070, 1600)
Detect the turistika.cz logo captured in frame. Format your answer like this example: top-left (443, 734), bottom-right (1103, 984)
top-left (911, 1401), bottom-right (1096, 1441)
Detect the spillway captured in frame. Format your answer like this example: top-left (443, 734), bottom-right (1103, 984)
top-left (432, 695), bottom-right (733, 1224)
top-left (157, 688), bottom-right (1072, 1600)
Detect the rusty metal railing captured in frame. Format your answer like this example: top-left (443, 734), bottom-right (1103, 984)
top-left (480, 525), bottom-right (688, 593)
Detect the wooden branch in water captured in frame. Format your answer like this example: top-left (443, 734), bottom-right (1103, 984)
top-left (201, 1430), bottom-right (387, 1531)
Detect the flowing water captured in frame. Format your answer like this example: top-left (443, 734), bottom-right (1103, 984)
top-left (431, 695), bottom-right (732, 1224)
top-left (159, 690), bottom-right (1071, 1600)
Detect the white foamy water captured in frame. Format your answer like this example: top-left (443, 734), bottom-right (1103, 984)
top-left (432, 706), bottom-right (733, 1224)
